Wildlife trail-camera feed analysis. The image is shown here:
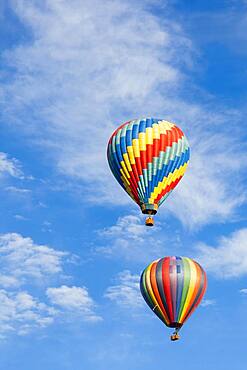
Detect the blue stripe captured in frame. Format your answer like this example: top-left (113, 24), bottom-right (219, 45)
top-left (147, 150), bottom-right (189, 199)
top-left (116, 143), bottom-right (123, 162)
top-left (120, 136), bottom-right (127, 155)
top-left (132, 124), bottom-right (139, 139)
top-left (139, 120), bottom-right (146, 133)
top-left (146, 118), bottom-right (153, 127)
top-left (108, 146), bottom-right (124, 188)
top-left (126, 129), bottom-right (132, 147)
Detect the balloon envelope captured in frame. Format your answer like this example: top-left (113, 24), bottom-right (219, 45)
top-left (140, 256), bottom-right (207, 330)
top-left (107, 118), bottom-right (190, 217)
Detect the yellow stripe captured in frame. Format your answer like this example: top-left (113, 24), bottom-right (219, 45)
top-left (148, 162), bottom-right (188, 203)
top-left (120, 161), bottom-right (130, 179)
top-left (146, 127), bottom-right (153, 145)
top-left (132, 139), bottom-right (140, 158)
top-left (169, 161), bottom-right (188, 192)
top-left (127, 146), bottom-right (135, 165)
top-left (120, 175), bottom-right (135, 201)
top-left (179, 258), bottom-right (197, 322)
top-left (120, 169), bottom-right (130, 185)
top-left (139, 132), bottom-right (146, 151)
top-left (123, 153), bottom-right (132, 172)
top-left (152, 123), bottom-right (160, 139)
top-left (158, 120), bottom-right (174, 134)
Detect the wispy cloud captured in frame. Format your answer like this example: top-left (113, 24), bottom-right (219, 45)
top-left (14, 214), bottom-right (28, 221)
top-left (47, 285), bottom-right (102, 322)
top-left (5, 186), bottom-right (31, 194)
top-left (0, 0), bottom-right (246, 229)
top-left (104, 270), bottom-right (143, 308)
top-left (165, 132), bottom-right (246, 228)
top-left (196, 228), bottom-right (247, 278)
top-left (201, 299), bottom-right (216, 307)
top-left (96, 214), bottom-right (172, 262)
top-left (0, 152), bottom-right (24, 179)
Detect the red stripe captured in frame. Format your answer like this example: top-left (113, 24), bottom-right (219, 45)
top-left (146, 144), bottom-right (153, 164)
top-left (170, 256), bottom-right (178, 321)
top-left (150, 262), bottom-right (169, 322)
top-left (162, 257), bottom-right (174, 322)
top-left (159, 133), bottom-right (167, 152)
top-left (129, 183), bottom-right (139, 200)
top-left (130, 163), bottom-right (143, 196)
top-left (131, 163), bottom-right (139, 183)
top-left (135, 157), bottom-right (143, 176)
top-left (175, 126), bottom-right (184, 137)
top-left (140, 150), bottom-right (147, 169)
top-left (154, 175), bottom-right (183, 203)
top-left (152, 138), bottom-right (160, 157)
top-left (167, 128), bottom-right (172, 148)
top-left (171, 125), bottom-right (179, 143)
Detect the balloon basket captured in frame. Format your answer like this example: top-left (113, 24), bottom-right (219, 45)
top-left (170, 332), bottom-right (180, 341)
top-left (145, 217), bottom-right (154, 227)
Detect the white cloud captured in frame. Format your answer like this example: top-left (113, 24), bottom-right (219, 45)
top-left (197, 228), bottom-right (247, 278)
top-left (0, 152), bottom-right (23, 179)
top-left (165, 132), bottom-right (246, 228)
top-left (0, 233), bottom-right (101, 337)
top-left (5, 186), bottom-right (31, 194)
top-left (201, 299), bottom-right (216, 307)
top-left (240, 289), bottom-right (247, 294)
top-left (46, 285), bottom-right (102, 322)
top-left (0, 0), bottom-right (245, 228)
top-left (96, 214), bottom-right (172, 262)
top-left (100, 214), bottom-right (151, 242)
top-left (0, 233), bottom-right (68, 284)
top-left (0, 274), bottom-right (19, 288)
top-left (104, 270), bottom-right (143, 308)
top-left (0, 0), bottom-right (189, 202)
top-left (0, 290), bottom-right (55, 338)
top-left (2, 0), bottom-right (187, 188)
top-left (14, 214), bottom-right (28, 221)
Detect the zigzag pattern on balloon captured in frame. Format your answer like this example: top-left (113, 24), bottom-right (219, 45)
top-left (107, 118), bottom-right (190, 213)
top-left (140, 257), bottom-right (207, 328)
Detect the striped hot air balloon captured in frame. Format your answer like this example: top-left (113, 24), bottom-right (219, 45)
top-left (107, 118), bottom-right (190, 226)
top-left (140, 256), bottom-right (207, 341)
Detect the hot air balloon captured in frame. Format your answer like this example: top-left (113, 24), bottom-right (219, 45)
top-left (107, 118), bottom-right (190, 226)
top-left (140, 256), bottom-right (207, 341)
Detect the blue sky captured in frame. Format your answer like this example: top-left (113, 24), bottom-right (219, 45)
top-left (0, 0), bottom-right (247, 369)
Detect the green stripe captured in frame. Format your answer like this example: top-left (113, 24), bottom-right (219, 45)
top-left (170, 141), bottom-right (178, 160)
top-left (147, 163), bottom-right (152, 182)
top-left (116, 129), bottom-right (121, 145)
top-left (158, 151), bottom-right (165, 170)
top-left (127, 121), bottom-right (134, 131)
top-left (158, 192), bottom-right (170, 206)
top-left (143, 169), bottom-right (148, 188)
top-left (163, 147), bottom-right (171, 165)
top-left (177, 258), bottom-right (191, 321)
top-left (141, 269), bottom-right (154, 308)
top-left (152, 157), bottom-right (159, 176)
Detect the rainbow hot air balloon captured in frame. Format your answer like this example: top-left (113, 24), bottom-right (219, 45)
top-left (107, 118), bottom-right (190, 226)
top-left (140, 256), bottom-right (207, 341)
